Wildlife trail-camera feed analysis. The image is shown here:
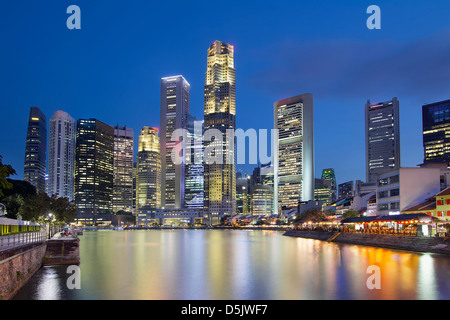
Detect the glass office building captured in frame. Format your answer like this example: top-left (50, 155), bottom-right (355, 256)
top-left (24, 107), bottom-right (47, 194)
top-left (365, 98), bottom-right (401, 183)
top-left (422, 99), bottom-right (450, 165)
top-left (203, 40), bottom-right (237, 223)
top-left (274, 93), bottom-right (314, 212)
top-left (74, 119), bottom-right (114, 216)
top-left (48, 110), bottom-right (76, 201)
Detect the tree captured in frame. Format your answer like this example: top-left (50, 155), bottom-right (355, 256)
top-left (2, 195), bottom-right (24, 219)
top-left (21, 193), bottom-right (76, 224)
top-left (21, 193), bottom-right (52, 222)
top-left (342, 209), bottom-right (360, 219)
top-left (2, 179), bottom-right (36, 199)
top-left (297, 208), bottom-right (328, 223)
top-left (0, 155), bottom-right (16, 198)
top-left (50, 195), bottom-right (76, 223)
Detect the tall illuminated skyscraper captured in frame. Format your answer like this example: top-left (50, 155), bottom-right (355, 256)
top-left (203, 40), bottom-right (236, 223)
top-left (365, 98), bottom-right (400, 183)
top-left (113, 125), bottom-right (134, 213)
top-left (24, 107), bottom-right (47, 194)
top-left (74, 119), bottom-right (114, 216)
top-left (48, 110), bottom-right (76, 201)
top-left (160, 76), bottom-right (190, 209)
top-left (136, 127), bottom-right (161, 211)
top-left (321, 168), bottom-right (337, 203)
top-left (422, 99), bottom-right (450, 165)
top-left (185, 115), bottom-right (204, 209)
top-left (274, 94), bottom-right (314, 213)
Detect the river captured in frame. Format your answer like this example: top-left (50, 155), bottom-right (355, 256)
top-left (12, 229), bottom-right (450, 300)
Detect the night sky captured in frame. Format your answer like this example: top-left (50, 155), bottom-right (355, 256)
top-left (1, 0), bottom-right (450, 186)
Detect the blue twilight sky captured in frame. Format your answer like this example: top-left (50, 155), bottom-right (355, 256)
top-left (1, 0), bottom-right (450, 186)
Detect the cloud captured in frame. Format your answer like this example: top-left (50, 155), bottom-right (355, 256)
top-left (249, 28), bottom-right (450, 102)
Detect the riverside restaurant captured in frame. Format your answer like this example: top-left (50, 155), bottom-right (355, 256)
top-left (340, 213), bottom-right (443, 237)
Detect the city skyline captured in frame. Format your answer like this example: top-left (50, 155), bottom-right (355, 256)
top-left (2, 1), bottom-right (450, 187)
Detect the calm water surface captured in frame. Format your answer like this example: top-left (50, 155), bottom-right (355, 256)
top-left (13, 229), bottom-right (450, 300)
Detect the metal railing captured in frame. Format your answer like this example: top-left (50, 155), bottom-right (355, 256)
top-left (0, 218), bottom-right (47, 253)
top-left (0, 230), bottom-right (47, 252)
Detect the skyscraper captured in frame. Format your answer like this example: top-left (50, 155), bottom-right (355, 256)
top-left (74, 119), bottom-right (114, 216)
top-left (314, 178), bottom-right (332, 204)
top-left (136, 127), bottom-right (161, 211)
top-left (47, 110), bottom-right (76, 201)
top-left (185, 115), bottom-right (204, 209)
top-left (24, 107), bottom-right (47, 194)
top-left (321, 168), bottom-right (337, 203)
top-left (274, 94), bottom-right (314, 212)
top-left (203, 40), bottom-right (236, 223)
top-left (236, 172), bottom-right (249, 214)
top-left (338, 181), bottom-right (354, 199)
top-left (160, 76), bottom-right (190, 209)
top-left (113, 125), bottom-right (134, 213)
top-left (365, 98), bottom-right (401, 183)
top-left (422, 99), bottom-right (450, 165)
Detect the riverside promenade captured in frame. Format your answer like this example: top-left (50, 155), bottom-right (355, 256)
top-left (283, 230), bottom-right (450, 256)
top-left (0, 230), bottom-right (80, 300)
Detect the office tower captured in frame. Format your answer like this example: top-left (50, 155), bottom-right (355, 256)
top-left (365, 98), bottom-right (401, 183)
top-left (251, 184), bottom-right (274, 216)
top-left (314, 178), bottom-right (332, 204)
top-left (321, 168), bottom-right (337, 202)
top-left (274, 93), bottom-right (314, 212)
top-left (422, 99), bottom-right (450, 165)
top-left (160, 76), bottom-right (190, 209)
top-left (261, 162), bottom-right (274, 187)
top-left (132, 162), bottom-right (137, 214)
top-left (113, 125), bottom-right (134, 213)
top-left (136, 127), bottom-right (161, 210)
top-left (203, 40), bottom-right (236, 223)
top-left (24, 107), bottom-right (47, 194)
top-left (75, 119), bottom-right (114, 216)
top-left (236, 172), bottom-right (249, 214)
top-left (185, 115), bottom-right (204, 209)
top-left (338, 181), bottom-right (354, 199)
top-left (47, 110), bottom-right (76, 201)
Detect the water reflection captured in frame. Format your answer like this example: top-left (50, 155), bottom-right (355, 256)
top-left (13, 230), bottom-right (450, 300)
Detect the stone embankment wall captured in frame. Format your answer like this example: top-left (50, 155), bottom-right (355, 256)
top-left (0, 243), bottom-right (47, 300)
top-left (283, 230), bottom-right (450, 255)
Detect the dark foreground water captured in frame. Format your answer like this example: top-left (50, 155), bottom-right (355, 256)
top-left (13, 229), bottom-right (450, 300)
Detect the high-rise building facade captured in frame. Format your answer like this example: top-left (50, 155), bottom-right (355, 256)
top-left (274, 94), bottom-right (314, 212)
top-left (203, 40), bottom-right (237, 223)
top-left (321, 168), bottom-right (337, 203)
top-left (113, 125), bottom-right (134, 213)
top-left (236, 172), bottom-right (250, 214)
top-left (47, 110), bottom-right (76, 201)
top-left (185, 115), bottom-right (204, 209)
top-left (24, 107), bottom-right (47, 194)
top-left (338, 181), bottom-right (354, 199)
top-left (314, 178), bottom-right (332, 204)
top-left (75, 119), bottom-right (114, 216)
top-left (160, 76), bottom-right (190, 209)
top-left (251, 184), bottom-right (273, 216)
top-left (136, 127), bottom-right (161, 211)
top-left (422, 99), bottom-right (450, 165)
top-left (365, 98), bottom-right (401, 183)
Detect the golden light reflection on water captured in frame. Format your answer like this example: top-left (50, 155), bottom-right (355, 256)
top-left (15, 230), bottom-right (450, 300)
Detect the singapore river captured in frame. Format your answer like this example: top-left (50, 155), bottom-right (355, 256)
top-left (13, 229), bottom-right (450, 300)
